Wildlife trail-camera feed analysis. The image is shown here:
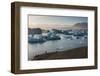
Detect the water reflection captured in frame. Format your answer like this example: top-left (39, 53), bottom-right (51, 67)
top-left (28, 34), bottom-right (87, 60)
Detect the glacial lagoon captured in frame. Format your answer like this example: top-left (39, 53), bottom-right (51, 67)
top-left (28, 34), bottom-right (87, 60)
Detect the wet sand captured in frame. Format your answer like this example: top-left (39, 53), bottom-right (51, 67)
top-left (32, 47), bottom-right (88, 60)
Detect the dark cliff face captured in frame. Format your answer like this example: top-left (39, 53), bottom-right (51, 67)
top-left (28, 28), bottom-right (42, 34)
top-left (74, 22), bottom-right (88, 29)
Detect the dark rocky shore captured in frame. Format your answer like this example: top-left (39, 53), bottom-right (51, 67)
top-left (32, 47), bottom-right (88, 60)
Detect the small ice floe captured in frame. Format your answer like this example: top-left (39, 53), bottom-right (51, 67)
top-left (64, 35), bottom-right (73, 40)
top-left (79, 41), bottom-right (83, 44)
top-left (83, 35), bottom-right (87, 40)
top-left (56, 47), bottom-right (64, 50)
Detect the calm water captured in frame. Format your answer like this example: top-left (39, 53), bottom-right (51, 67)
top-left (28, 34), bottom-right (87, 60)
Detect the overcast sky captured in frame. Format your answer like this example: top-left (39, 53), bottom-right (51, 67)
top-left (29, 15), bottom-right (88, 29)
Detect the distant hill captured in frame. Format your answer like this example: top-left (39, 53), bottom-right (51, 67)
top-left (73, 22), bottom-right (88, 29)
top-left (28, 28), bottom-right (42, 34)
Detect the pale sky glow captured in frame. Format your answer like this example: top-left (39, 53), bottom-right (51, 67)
top-left (28, 15), bottom-right (88, 29)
